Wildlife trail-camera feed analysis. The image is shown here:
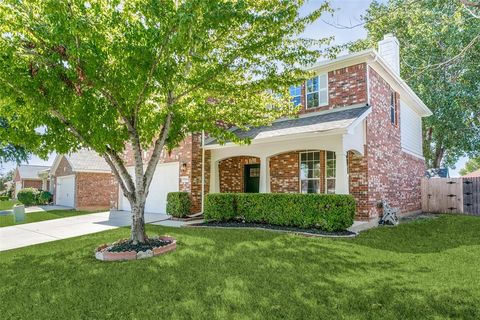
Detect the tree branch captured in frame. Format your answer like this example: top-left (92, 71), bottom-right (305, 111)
top-left (406, 34), bottom-right (480, 80)
top-left (460, 0), bottom-right (480, 8)
top-left (103, 152), bottom-right (133, 201)
top-left (143, 110), bottom-right (173, 192)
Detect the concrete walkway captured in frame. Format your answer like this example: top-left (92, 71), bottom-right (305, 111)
top-left (0, 210), bottom-right (169, 252)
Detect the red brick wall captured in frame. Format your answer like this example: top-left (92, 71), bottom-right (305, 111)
top-left (348, 150), bottom-right (369, 220)
top-left (219, 156), bottom-right (260, 193)
top-left (364, 66), bottom-right (424, 218)
top-left (23, 179), bottom-right (42, 189)
top-left (269, 152), bottom-right (299, 193)
top-left (53, 157), bottom-right (74, 177)
top-left (76, 172), bottom-right (117, 211)
top-left (299, 63), bottom-right (368, 114)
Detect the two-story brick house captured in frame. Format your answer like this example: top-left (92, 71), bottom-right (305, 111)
top-left (114, 34), bottom-right (431, 220)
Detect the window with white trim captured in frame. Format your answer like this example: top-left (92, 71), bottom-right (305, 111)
top-left (300, 151), bottom-right (320, 193)
top-left (325, 151), bottom-right (336, 194)
top-left (289, 85), bottom-right (302, 107)
top-left (390, 91), bottom-right (397, 125)
top-left (306, 74), bottom-right (328, 108)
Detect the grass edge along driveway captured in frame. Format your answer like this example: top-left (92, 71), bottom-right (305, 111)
top-left (0, 210), bottom-right (95, 227)
top-left (1, 214), bottom-right (479, 319)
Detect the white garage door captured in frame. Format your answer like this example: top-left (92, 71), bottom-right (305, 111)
top-left (119, 162), bottom-right (180, 214)
top-left (56, 175), bottom-right (75, 208)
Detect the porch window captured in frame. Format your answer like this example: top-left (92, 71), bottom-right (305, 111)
top-left (306, 74), bottom-right (328, 109)
top-left (300, 151), bottom-right (320, 193)
top-left (289, 85), bottom-right (302, 106)
top-left (326, 151), bottom-right (336, 194)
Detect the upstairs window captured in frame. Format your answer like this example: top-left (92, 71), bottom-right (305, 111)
top-left (390, 92), bottom-right (398, 125)
top-left (289, 85), bottom-right (302, 107)
top-left (306, 74), bottom-right (328, 109)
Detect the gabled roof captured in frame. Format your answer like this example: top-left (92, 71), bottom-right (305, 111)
top-left (206, 105), bottom-right (371, 147)
top-left (305, 49), bottom-right (432, 117)
top-left (51, 149), bottom-right (111, 174)
top-left (16, 165), bottom-right (50, 180)
top-left (463, 169), bottom-right (480, 178)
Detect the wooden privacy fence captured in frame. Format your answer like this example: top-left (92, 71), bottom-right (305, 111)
top-left (421, 177), bottom-right (480, 215)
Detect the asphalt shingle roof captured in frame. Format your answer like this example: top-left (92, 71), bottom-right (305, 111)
top-left (66, 149), bottom-right (111, 173)
top-left (206, 105), bottom-right (370, 145)
top-left (17, 165), bottom-right (50, 180)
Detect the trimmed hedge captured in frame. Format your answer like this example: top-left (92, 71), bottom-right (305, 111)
top-left (0, 195), bottom-right (9, 201)
top-left (166, 192), bottom-right (191, 218)
top-left (17, 188), bottom-right (40, 206)
top-left (204, 193), bottom-right (356, 231)
top-left (204, 193), bottom-right (237, 222)
top-left (37, 191), bottom-right (53, 205)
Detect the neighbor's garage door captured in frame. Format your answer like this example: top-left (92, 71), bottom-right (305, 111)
top-left (119, 162), bottom-right (179, 214)
top-left (56, 175), bottom-right (75, 207)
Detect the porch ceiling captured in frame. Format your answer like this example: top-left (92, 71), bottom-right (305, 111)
top-left (206, 104), bottom-right (370, 147)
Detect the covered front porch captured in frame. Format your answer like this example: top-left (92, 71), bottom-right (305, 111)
top-left (203, 105), bottom-right (371, 219)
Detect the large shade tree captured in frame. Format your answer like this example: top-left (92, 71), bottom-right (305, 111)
top-left (0, 0), bottom-right (330, 243)
top-left (349, 0), bottom-right (480, 168)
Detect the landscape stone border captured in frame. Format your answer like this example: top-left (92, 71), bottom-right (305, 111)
top-left (95, 236), bottom-right (176, 261)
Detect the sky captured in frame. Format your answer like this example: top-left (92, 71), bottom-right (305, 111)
top-left (0, 0), bottom-right (468, 177)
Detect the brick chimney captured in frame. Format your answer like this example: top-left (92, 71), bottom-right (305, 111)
top-left (378, 33), bottom-right (400, 75)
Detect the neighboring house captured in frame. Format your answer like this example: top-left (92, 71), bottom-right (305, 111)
top-left (13, 165), bottom-right (51, 198)
top-left (425, 168), bottom-right (450, 178)
top-left (115, 34), bottom-right (431, 221)
top-left (50, 149), bottom-right (117, 210)
top-left (462, 169), bottom-right (480, 178)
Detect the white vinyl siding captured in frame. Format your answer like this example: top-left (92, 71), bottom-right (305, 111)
top-left (400, 100), bottom-right (423, 156)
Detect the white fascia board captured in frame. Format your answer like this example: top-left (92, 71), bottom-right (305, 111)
top-left (204, 128), bottom-right (349, 150)
top-left (306, 49), bottom-right (432, 117)
top-left (367, 53), bottom-right (432, 117)
top-left (50, 154), bottom-right (65, 176)
top-left (346, 107), bottom-right (372, 134)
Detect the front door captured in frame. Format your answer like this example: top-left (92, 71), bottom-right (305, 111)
top-left (244, 164), bottom-right (260, 193)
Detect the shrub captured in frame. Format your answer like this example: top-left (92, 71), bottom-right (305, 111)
top-left (166, 192), bottom-right (191, 218)
top-left (204, 193), bottom-right (237, 221)
top-left (17, 188), bottom-right (40, 206)
top-left (0, 195), bottom-right (9, 201)
top-left (205, 193), bottom-right (356, 231)
top-left (37, 191), bottom-right (53, 205)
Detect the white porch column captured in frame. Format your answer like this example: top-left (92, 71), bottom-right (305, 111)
top-left (259, 156), bottom-right (269, 193)
top-left (209, 160), bottom-right (219, 193)
top-left (335, 152), bottom-right (349, 194)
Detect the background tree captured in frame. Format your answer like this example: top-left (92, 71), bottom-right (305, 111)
top-left (0, 169), bottom-right (15, 194)
top-left (459, 157), bottom-right (480, 176)
top-left (348, 0), bottom-right (480, 168)
top-left (0, 116), bottom-right (30, 165)
top-left (0, 0), bottom-right (330, 244)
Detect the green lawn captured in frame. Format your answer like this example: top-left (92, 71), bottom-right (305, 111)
top-left (1, 215), bottom-right (479, 319)
top-left (0, 210), bottom-right (93, 227)
top-left (0, 200), bottom-right (18, 210)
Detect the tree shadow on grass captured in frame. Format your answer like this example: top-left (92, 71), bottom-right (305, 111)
top-left (0, 222), bottom-right (479, 319)
top-left (341, 215), bottom-right (480, 254)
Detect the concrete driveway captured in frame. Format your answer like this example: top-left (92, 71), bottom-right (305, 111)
top-left (0, 210), bottom-right (169, 252)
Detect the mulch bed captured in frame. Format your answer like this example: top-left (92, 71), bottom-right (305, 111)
top-left (95, 236), bottom-right (177, 261)
top-left (108, 238), bottom-right (172, 253)
top-left (189, 221), bottom-right (356, 237)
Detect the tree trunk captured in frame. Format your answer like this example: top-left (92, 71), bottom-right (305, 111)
top-left (130, 197), bottom-right (147, 244)
top-left (434, 145), bottom-right (445, 168)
